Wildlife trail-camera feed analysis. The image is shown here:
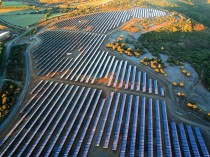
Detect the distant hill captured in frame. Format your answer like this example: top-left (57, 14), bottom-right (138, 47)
top-left (1, 0), bottom-right (91, 5)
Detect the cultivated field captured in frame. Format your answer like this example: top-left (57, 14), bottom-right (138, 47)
top-left (75, 0), bottom-right (116, 8)
top-left (0, 14), bottom-right (45, 27)
top-left (1, 1), bottom-right (27, 7)
top-left (0, 1), bottom-right (29, 14)
top-left (47, 13), bottom-right (68, 19)
top-left (0, 8), bottom-right (29, 14)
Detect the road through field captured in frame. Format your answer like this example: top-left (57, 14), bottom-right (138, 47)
top-left (0, 28), bottom-right (35, 132)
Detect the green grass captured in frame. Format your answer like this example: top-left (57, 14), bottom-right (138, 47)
top-left (0, 9), bottom-right (35, 15)
top-left (47, 13), bottom-right (68, 19)
top-left (2, 1), bottom-right (27, 7)
top-left (70, 2), bottom-right (79, 6)
top-left (0, 14), bottom-right (45, 27)
top-left (7, 44), bottom-right (26, 82)
top-left (0, 44), bottom-right (5, 70)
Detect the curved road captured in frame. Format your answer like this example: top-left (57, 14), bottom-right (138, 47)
top-left (0, 19), bottom-right (25, 31)
top-left (0, 29), bottom-right (34, 132)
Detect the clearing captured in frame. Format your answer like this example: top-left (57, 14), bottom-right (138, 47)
top-left (75, 0), bottom-right (113, 8)
top-left (0, 8), bottom-right (29, 14)
top-left (1, 1), bottom-right (28, 7)
top-left (0, 14), bottom-right (45, 27)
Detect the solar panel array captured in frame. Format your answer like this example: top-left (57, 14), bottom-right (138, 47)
top-left (0, 81), bottom-right (105, 157)
top-left (32, 31), bottom-right (106, 77)
top-left (32, 31), bottom-right (165, 95)
top-left (49, 8), bottom-right (167, 33)
top-left (94, 92), bottom-right (209, 157)
top-left (0, 81), bottom-right (209, 156)
top-left (0, 7), bottom-right (209, 157)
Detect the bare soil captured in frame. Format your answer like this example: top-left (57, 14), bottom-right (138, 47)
top-left (160, 54), bottom-right (210, 112)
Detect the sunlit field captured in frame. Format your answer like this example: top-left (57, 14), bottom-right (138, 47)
top-left (74, 0), bottom-right (113, 8)
top-left (0, 14), bottom-right (45, 27)
top-left (1, 1), bottom-right (27, 7)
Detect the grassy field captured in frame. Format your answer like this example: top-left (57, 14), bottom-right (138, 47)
top-left (0, 8), bottom-right (29, 14)
top-left (47, 13), bottom-right (68, 19)
top-left (0, 14), bottom-right (45, 27)
top-left (75, 0), bottom-right (113, 8)
top-left (2, 1), bottom-right (27, 7)
top-left (0, 9), bottom-right (35, 15)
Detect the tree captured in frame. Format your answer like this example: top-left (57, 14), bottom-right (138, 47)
top-left (2, 97), bottom-right (7, 105)
top-left (194, 24), bottom-right (205, 31)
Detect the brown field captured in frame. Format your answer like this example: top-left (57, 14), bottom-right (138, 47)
top-left (76, 0), bottom-right (112, 8)
top-left (0, 8), bottom-right (27, 14)
top-left (121, 18), bottom-right (174, 33)
top-left (121, 19), bottom-right (142, 33)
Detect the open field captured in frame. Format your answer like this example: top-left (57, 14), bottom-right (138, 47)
top-left (0, 9), bottom-right (35, 15)
top-left (1, 1), bottom-right (28, 7)
top-left (0, 1), bottom-right (29, 14)
top-left (75, 0), bottom-right (114, 8)
top-left (0, 14), bottom-right (45, 27)
top-left (0, 8), bottom-right (29, 14)
top-left (47, 13), bottom-right (68, 19)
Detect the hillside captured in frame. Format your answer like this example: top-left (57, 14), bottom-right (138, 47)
top-left (140, 0), bottom-right (210, 90)
top-left (1, 0), bottom-right (103, 5)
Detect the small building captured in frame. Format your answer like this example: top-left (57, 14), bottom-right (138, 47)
top-left (0, 31), bottom-right (10, 41)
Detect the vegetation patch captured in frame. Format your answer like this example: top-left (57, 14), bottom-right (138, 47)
top-left (22, 28), bottom-right (37, 37)
top-left (0, 42), bottom-right (5, 70)
top-left (6, 44), bottom-right (26, 82)
top-left (0, 8), bottom-right (28, 14)
top-left (0, 25), bottom-right (6, 29)
top-left (140, 57), bottom-right (167, 76)
top-left (186, 102), bottom-right (201, 112)
top-left (47, 13), bottom-right (68, 19)
top-left (0, 81), bottom-right (21, 121)
top-left (139, 16), bottom-right (210, 91)
top-left (106, 35), bottom-right (146, 57)
top-left (121, 15), bottom-right (176, 33)
top-left (0, 14), bottom-right (45, 27)
top-left (1, 1), bottom-right (28, 7)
